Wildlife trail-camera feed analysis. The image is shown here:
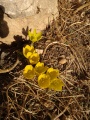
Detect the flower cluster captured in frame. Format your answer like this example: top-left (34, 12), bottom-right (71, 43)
top-left (23, 45), bottom-right (40, 64)
top-left (23, 29), bottom-right (64, 91)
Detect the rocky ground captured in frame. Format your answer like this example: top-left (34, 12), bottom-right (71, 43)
top-left (0, 0), bottom-right (58, 44)
top-left (0, 0), bottom-right (90, 120)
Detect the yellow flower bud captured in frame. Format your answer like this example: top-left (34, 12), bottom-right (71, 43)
top-left (29, 52), bottom-right (40, 64)
top-left (23, 45), bottom-right (34, 58)
top-left (47, 68), bottom-right (59, 80)
top-left (35, 62), bottom-right (48, 75)
top-left (38, 74), bottom-right (50, 89)
top-left (28, 29), bottom-right (42, 43)
top-left (23, 65), bottom-right (35, 79)
top-left (49, 78), bottom-right (64, 91)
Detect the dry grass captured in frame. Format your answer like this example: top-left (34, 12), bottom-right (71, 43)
top-left (0, 0), bottom-right (90, 120)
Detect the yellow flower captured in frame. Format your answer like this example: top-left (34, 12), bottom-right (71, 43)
top-left (23, 45), bottom-right (34, 58)
top-left (49, 78), bottom-right (64, 91)
top-left (35, 62), bottom-right (48, 75)
top-left (29, 52), bottom-right (40, 64)
top-left (38, 74), bottom-right (50, 89)
top-left (47, 68), bottom-right (59, 80)
top-left (28, 29), bottom-right (42, 43)
top-left (26, 52), bottom-right (33, 59)
top-left (23, 65), bottom-right (35, 79)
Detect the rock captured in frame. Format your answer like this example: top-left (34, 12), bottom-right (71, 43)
top-left (0, 0), bottom-right (36, 18)
top-left (0, 0), bottom-right (58, 18)
top-left (0, 0), bottom-right (58, 44)
top-left (59, 58), bottom-right (67, 65)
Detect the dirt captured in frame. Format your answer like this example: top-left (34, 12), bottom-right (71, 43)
top-left (0, 0), bottom-right (90, 120)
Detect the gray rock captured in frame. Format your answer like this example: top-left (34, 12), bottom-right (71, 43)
top-left (0, 0), bottom-right (58, 18)
top-left (0, 0), bottom-right (35, 18)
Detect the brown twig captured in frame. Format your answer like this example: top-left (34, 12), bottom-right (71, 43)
top-left (0, 58), bottom-right (19, 73)
top-left (73, 2), bottom-right (90, 14)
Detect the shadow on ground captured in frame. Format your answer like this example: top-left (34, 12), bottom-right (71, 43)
top-left (0, 5), bottom-right (9, 38)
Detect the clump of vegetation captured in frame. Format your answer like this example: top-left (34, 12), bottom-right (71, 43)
top-left (23, 29), bottom-right (64, 91)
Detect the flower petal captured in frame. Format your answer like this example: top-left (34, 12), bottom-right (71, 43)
top-left (36, 32), bottom-right (42, 41)
top-left (38, 74), bottom-right (50, 89)
top-left (35, 62), bottom-right (48, 75)
top-left (29, 52), bottom-right (40, 64)
top-left (28, 29), bottom-right (42, 43)
top-left (23, 65), bottom-right (35, 79)
top-left (49, 78), bottom-right (64, 91)
top-left (23, 45), bottom-right (34, 58)
top-left (47, 68), bottom-right (59, 80)
top-left (26, 52), bottom-right (32, 59)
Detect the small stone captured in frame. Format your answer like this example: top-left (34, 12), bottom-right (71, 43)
top-left (36, 49), bottom-right (43, 54)
top-left (59, 58), bottom-right (67, 65)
